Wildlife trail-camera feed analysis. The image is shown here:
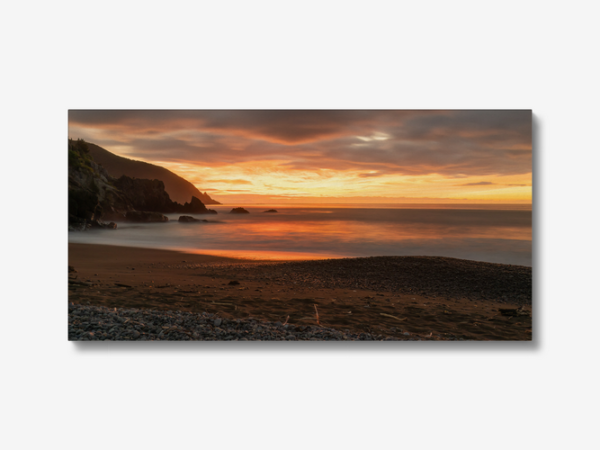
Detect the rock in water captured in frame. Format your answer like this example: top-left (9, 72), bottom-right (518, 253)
top-left (125, 211), bottom-right (169, 223)
top-left (89, 219), bottom-right (117, 229)
top-left (263, 209), bottom-right (278, 213)
top-left (230, 207), bottom-right (250, 214)
top-left (178, 215), bottom-right (200, 222)
top-left (181, 196), bottom-right (217, 214)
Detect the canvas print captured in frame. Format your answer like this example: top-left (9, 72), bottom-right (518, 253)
top-left (68, 110), bottom-right (532, 341)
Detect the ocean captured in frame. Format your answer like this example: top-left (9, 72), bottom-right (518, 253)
top-left (68, 204), bottom-right (532, 266)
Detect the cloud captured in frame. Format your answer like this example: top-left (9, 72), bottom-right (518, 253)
top-left (69, 110), bottom-right (417, 145)
top-left (357, 172), bottom-right (385, 178)
top-left (205, 179), bottom-right (253, 185)
top-left (69, 110), bottom-right (532, 178)
top-left (456, 181), bottom-right (496, 186)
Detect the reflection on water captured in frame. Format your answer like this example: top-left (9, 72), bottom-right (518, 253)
top-left (69, 205), bottom-right (532, 266)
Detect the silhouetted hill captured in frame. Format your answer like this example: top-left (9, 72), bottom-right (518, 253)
top-left (68, 138), bottom-right (217, 230)
top-left (86, 143), bottom-right (220, 205)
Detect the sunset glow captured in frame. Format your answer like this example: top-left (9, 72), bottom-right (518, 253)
top-left (69, 110), bottom-right (532, 205)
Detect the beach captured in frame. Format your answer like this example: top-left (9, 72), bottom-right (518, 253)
top-left (69, 243), bottom-right (532, 340)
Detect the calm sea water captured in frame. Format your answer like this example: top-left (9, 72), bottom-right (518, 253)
top-left (68, 204), bottom-right (532, 266)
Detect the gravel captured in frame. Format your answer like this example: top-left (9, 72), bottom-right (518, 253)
top-left (182, 256), bottom-right (532, 305)
top-left (68, 304), bottom-right (418, 341)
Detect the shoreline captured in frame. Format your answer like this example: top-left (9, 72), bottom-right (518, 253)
top-left (69, 243), bottom-right (532, 341)
top-left (69, 241), bottom-right (532, 267)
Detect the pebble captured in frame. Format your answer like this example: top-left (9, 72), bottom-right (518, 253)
top-left (68, 304), bottom-right (410, 341)
top-left (193, 256), bottom-right (531, 305)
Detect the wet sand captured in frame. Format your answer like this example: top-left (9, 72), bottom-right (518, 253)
top-left (68, 243), bottom-right (532, 340)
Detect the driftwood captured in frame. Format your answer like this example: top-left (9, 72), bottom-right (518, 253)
top-left (379, 313), bottom-right (408, 322)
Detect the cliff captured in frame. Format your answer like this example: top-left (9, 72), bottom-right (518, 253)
top-left (68, 139), bottom-right (216, 230)
top-left (86, 143), bottom-right (220, 205)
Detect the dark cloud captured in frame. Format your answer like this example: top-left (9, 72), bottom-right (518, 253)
top-left (69, 110), bottom-right (532, 178)
top-left (69, 110), bottom-right (417, 144)
top-left (456, 181), bottom-right (496, 186)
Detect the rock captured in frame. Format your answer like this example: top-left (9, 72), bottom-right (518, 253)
top-left (263, 209), bottom-right (278, 213)
top-left (113, 176), bottom-right (176, 213)
top-left (178, 215), bottom-right (200, 222)
top-left (180, 196), bottom-right (217, 214)
top-left (89, 219), bottom-right (118, 229)
top-left (214, 318), bottom-right (222, 327)
top-left (101, 209), bottom-right (127, 222)
top-left (68, 139), bottom-right (220, 232)
top-left (228, 280), bottom-right (240, 285)
top-left (69, 265), bottom-right (77, 273)
top-left (230, 207), bottom-right (250, 214)
top-left (125, 211), bottom-right (169, 223)
top-left (68, 222), bottom-right (91, 232)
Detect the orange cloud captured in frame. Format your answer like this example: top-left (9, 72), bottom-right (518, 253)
top-left (205, 179), bottom-right (253, 185)
top-left (69, 110), bottom-right (532, 204)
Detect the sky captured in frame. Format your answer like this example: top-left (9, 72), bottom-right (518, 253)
top-left (68, 110), bottom-right (532, 205)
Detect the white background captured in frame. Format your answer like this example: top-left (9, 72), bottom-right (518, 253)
top-left (2, 1), bottom-right (599, 449)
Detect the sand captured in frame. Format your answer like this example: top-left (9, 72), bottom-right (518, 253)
top-left (68, 243), bottom-right (532, 340)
